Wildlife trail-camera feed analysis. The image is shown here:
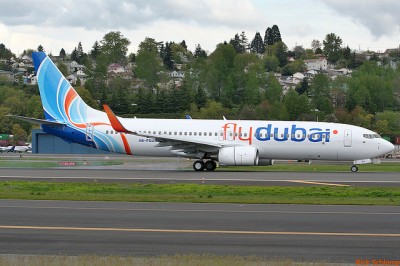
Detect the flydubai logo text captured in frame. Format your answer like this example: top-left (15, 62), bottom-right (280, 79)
top-left (222, 123), bottom-right (337, 145)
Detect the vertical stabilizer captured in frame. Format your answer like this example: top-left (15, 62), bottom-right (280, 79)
top-left (32, 52), bottom-right (95, 126)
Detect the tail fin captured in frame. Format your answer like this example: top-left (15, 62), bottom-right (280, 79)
top-left (32, 52), bottom-right (101, 127)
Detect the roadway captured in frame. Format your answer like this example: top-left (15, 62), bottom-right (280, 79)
top-left (0, 167), bottom-right (399, 187)
top-left (0, 200), bottom-right (399, 262)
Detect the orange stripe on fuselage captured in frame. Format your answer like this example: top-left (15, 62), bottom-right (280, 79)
top-left (120, 133), bottom-right (132, 155)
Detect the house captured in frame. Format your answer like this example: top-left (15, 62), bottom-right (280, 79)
top-left (304, 57), bottom-right (327, 71)
top-left (23, 74), bottom-right (37, 85)
top-left (169, 71), bottom-right (185, 79)
top-left (68, 61), bottom-right (85, 73)
top-left (66, 70), bottom-right (87, 85)
top-left (20, 55), bottom-right (32, 63)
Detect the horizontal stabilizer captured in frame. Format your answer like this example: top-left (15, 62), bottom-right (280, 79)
top-left (7, 115), bottom-right (66, 126)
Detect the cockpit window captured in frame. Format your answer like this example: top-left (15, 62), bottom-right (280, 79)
top-left (363, 133), bottom-right (381, 139)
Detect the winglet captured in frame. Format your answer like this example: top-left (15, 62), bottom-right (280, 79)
top-left (103, 104), bottom-right (133, 133)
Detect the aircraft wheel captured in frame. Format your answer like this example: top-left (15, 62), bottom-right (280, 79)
top-left (205, 160), bottom-right (217, 171)
top-left (193, 160), bottom-right (205, 171)
top-left (351, 165), bottom-right (358, 173)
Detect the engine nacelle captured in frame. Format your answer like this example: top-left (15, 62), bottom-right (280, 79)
top-left (258, 159), bottom-right (274, 166)
top-left (218, 146), bottom-right (259, 166)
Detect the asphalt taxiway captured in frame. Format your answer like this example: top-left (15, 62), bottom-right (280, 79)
top-left (0, 167), bottom-right (399, 187)
top-left (0, 200), bottom-right (399, 262)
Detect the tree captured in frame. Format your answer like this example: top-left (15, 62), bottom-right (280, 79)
top-left (206, 43), bottom-right (236, 100)
top-left (37, 45), bottom-right (44, 52)
top-left (250, 32), bottom-right (265, 54)
top-left (309, 73), bottom-right (333, 115)
top-left (239, 31), bottom-right (249, 53)
top-left (194, 87), bottom-right (207, 108)
top-left (135, 38), bottom-right (163, 88)
top-left (11, 124), bottom-right (27, 145)
top-left (283, 89), bottom-right (310, 120)
top-left (194, 44), bottom-right (207, 58)
top-left (375, 111), bottom-right (400, 135)
top-left (180, 40), bottom-right (187, 50)
top-left (311, 39), bottom-right (322, 52)
top-left (323, 33), bottom-right (343, 63)
top-left (293, 45), bottom-right (307, 59)
top-left (163, 42), bottom-right (174, 70)
top-left (229, 33), bottom-right (245, 54)
top-left (271, 41), bottom-right (288, 67)
top-left (100, 31), bottom-right (131, 64)
top-left (56, 62), bottom-right (69, 76)
top-left (263, 56), bottom-right (279, 72)
top-left (264, 27), bottom-right (274, 46)
top-left (59, 48), bottom-right (66, 58)
top-left (296, 78), bottom-right (309, 95)
top-left (265, 73), bottom-right (282, 103)
top-left (90, 41), bottom-right (101, 59)
top-left (271, 25), bottom-right (282, 43)
top-left (282, 59), bottom-right (306, 75)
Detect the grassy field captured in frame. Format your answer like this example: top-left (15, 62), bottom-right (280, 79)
top-left (1, 181), bottom-right (399, 205)
top-left (219, 162), bottom-right (400, 172)
top-left (0, 254), bottom-right (332, 266)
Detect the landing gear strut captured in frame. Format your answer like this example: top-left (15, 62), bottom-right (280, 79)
top-left (193, 160), bottom-right (217, 172)
top-left (351, 165), bottom-right (358, 173)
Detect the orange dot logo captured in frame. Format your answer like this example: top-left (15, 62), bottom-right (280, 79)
top-left (333, 130), bottom-right (338, 134)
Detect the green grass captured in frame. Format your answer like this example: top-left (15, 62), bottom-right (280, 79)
top-left (1, 181), bottom-right (400, 205)
top-left (0, 254), bottom-right (327, 266)
top-left (219, 162), bottom-right (400, 172)
top-left (0, 160), bottom-right (123, 168)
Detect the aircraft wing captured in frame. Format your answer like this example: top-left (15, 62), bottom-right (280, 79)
top-left (7, 115), bottom-right (66, 126)
top-left (103, 104), bottom-right (222, 154)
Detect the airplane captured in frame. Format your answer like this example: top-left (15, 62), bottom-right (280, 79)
top-left (8, 52), bottom-right (395, 172)
top-left (0, 146), bottom-right (12, 153)
top-left (10, 145), bottom-right (32, 153)
top-left (1, 145), bottom-right (31, 153)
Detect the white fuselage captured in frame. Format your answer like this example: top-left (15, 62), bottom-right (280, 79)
top-left (90, 117), bottom-right (394, 162)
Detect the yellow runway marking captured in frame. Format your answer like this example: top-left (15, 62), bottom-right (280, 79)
top-left (0, 225), bottom-right (399, 237)
top-left (289, 180), bottom-right (350, 187)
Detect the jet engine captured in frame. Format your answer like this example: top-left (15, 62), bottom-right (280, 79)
top-left (218, 146), bottom-right (259, 166)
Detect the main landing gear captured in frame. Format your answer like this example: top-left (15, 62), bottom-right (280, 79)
top-left (351, 165), bottom-right (358, 172)
top-left (193, 160), bottom-right (217, 172)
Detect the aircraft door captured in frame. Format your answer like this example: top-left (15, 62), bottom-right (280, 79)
top-left (86, 123), bottom-right (94, 142)
top-left (344, 129), bottom-right (352, 147)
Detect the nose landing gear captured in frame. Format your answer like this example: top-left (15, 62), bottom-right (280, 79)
top-left (351, 165), bottom-right (358, 172)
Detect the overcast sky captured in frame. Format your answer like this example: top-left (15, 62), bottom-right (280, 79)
top-left (0, 0), bottom-right (399, 56)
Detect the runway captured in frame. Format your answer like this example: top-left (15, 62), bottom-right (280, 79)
top-left (0, 167), bottom-right (399, 187)
top-left (0, 200), bottom-right (399, 262)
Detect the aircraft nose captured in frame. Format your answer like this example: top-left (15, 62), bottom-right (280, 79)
top-left (382, 140), bottom-right (395, 154)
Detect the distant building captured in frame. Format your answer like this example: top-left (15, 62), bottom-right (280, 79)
top-left (304, 57), bottom-right (327, 71)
